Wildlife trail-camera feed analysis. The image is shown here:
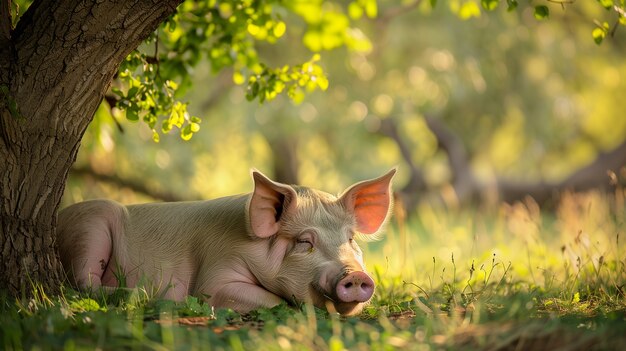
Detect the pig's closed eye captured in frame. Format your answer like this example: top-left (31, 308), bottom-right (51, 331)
top-left (349, 237), bottom-right (362, 254)
top-left (297, 239), bottom-right (313, 246)
top-left (295, 239), bottom-right (314, 253)
top-left (296, 231), bottom-right (316, 252)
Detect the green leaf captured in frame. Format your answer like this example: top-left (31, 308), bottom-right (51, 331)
top-left (8, 98), bottom-right (20, 119)
top-left (506, 0), bottom-right (518, 11)
top-left (126, 107), bottom-right (139, 122)
top-left (534, 5), bottom-right (549, 20)
top-left (190, 122), bottom-right (200, 133)
top-left (316, 75), bottom-right (329, 90)
top-left (364, 0), bottom-right (378, 18)
top-left (481, 0), bottom-right (499, 11)
top-left (111, 87), bottom-right (124, 97)
top-left (1, 85), bottom-right (22, 120)
top-left (250, 81), bottom-right (260, 98)
top-left (127, 86), bottom-right (139, 99)
top-left (430, 0), bottom-right (438, 7)
top-left (329, 336), bottom-right (344, 351)
top-left (161, 119), bottom-right (172, 133)
top-left (348, 2), bottom-right (363, 19)
top-left (165, 80), bottom-right (178, 90)
top-left (459, 1), bottom-right (481, 19)
top-left (233, 71), bottom-right (245, 85)
top-left (273, 21), bottom-right (286, 38)
top-left (303, 31), bottom-right (323, 52)
top-left (592, 28), bottom-right (605, 44)
top-left (288, 86), bottom-right (305, 104)
top-left (69, 298), bottom-right (103, 312)
top-left (181, 125), bottom-right (193, 140)
top-left (597, 0), bottom-right (613, 10)
top-left (592, 22), bottom-right (609, 45)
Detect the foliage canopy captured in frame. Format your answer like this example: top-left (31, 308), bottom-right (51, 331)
top-left (10, 0), bottom-right (626, 142)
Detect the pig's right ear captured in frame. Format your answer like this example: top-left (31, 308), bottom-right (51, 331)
top-left (339, 168), bottom-right (396, 235)
top-left (248, 171), bottom-right (298, 238)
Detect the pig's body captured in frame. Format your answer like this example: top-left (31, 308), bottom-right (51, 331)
top-left (57, 170), bottom-right (395, 315)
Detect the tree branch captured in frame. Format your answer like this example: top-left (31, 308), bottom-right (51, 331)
top-left (379, 0), bottom-right (424, 25)
top-left (379, 118), bottom-right (428, 211)
top-left (422, 118), bottom-right (626, 205)
top-left (379, 118), bottom-right (427, 194)
top-left (103, 95), bottom-right (125, 133)
top-left (199, 70), bottom-right (233, 112)
top-left (424, 117), bottom-right (479, 202)
top-left (562, 139), bottom-right (626, 189)
top-left (70, 165), bottom-right (198, 202)
top-left (496, 141), bottom-right (626, 204)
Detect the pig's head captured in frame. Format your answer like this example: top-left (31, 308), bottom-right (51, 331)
top-left (247, 169), bottom-right (395, 316)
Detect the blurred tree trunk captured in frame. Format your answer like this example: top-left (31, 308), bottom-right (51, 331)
top-left (386, 117), bottom-right (626, 211)
top-left (0, 0), bottom-right (181, 298)
top-left (70, 165), bottom-right (200, 203)
top-left (379, 119), bottom-right (428, 211)
top-left (496, 139), bottom-right (626, 204)
top-left (269, 137), bottom-right (299, 185)
top-left (425, 118), bottom-right (626, 205)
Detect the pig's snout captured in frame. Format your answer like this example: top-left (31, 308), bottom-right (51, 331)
top-left (336, 271), bottom-right (374, 303)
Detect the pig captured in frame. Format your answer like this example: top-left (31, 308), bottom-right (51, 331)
top-left (56, 169), bottom-right (396, 316)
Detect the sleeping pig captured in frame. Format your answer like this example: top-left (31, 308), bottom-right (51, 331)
top-left (56, 169), bottom-right (395, 316)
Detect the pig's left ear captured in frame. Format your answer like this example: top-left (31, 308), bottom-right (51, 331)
top-left (249, 171), bottom-right (298, 238)
top-left (339, 169), bottom-right (396, 235)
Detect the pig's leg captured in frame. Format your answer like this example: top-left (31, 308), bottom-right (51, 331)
top-left (210, 282), bottom-right (284, 312)
top-left (148, 273), bottom-right (191, 301)
top-left (69, 228), bottom-right (116, 291)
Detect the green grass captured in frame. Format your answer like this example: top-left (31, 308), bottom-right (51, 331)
top-left (2, 190), bottom-right (625, 350)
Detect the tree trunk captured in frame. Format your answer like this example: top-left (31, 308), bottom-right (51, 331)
top-left (421, 117), bottom-right (626, 208)
top-left (378, 118), bottom-right (428, 211)
top-left (0, 0), bottom-right (182, 298)
top-left (269, 136), bottom-right (300, 185)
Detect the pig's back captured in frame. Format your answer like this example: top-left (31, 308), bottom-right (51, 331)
top-left (123, 196), bottom-right (251, 282)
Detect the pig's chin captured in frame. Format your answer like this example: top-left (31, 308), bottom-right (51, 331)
top-left (308, 284), bottom-right (368, 316)
top-left (331, 301), bottom-right (366, 316)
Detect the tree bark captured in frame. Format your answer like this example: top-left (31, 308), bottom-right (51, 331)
top-left (0, 0), bottom-right (182, 298)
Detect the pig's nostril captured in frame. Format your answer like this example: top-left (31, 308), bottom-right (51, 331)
top-left (336, 272), bottom-right (375, 303)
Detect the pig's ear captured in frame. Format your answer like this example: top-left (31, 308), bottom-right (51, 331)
top-left (249, 170), bottom-right (298, 238)
top-left (339, 168), bottom-right (396, 235)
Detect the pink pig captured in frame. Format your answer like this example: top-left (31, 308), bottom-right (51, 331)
top-left (57, 169), bottom-right (395, 316)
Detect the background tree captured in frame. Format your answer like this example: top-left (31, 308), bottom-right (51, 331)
top-left (60, 0), bottom-right (626, 210)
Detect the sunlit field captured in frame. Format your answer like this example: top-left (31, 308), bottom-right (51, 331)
top-left (3, 0), bottom-right (626, 349)
top-left (2, 185), bottom-right (624, 350)
top-left (368, 189), bottom-right (625, 309)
